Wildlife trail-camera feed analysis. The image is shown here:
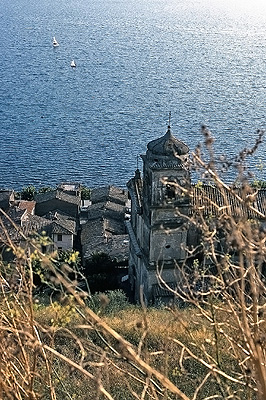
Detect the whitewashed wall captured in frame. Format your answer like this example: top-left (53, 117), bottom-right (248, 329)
top-left (53, 234), bottom-right (73, 250)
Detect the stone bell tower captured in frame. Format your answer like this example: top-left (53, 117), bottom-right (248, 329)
top-left (127, 123), bottom-right (191, 303)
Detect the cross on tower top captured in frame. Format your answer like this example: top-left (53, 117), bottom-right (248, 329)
top-left (168, 111), bottom-right (171, 128)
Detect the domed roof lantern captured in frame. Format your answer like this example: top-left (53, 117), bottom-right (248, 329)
top-left (147, 118), bottom-right (189, 157)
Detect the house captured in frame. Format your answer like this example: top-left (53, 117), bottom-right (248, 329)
top-left (16, 200), bottom-right (36, 215)
top-left (34, 189), bottom-right (81, 218)
top-left (81, 185), bottom-right (129, 266)
top-left (81, 219), bottom-right (129, 263)
top-left (80, 185), bottom-right (129, 293)
top-left (57, 182), bottom-right (81, 197)
top-left (43, 210), bottom-right (77, 251)
top-left (0, 207), bottom-right (52, 259)
top-left (0, 190), bottom-right (15, 211)
top-left (0, 198), bottom-right (78, 258)
top-left (90, 185), bottom-right (128, 206)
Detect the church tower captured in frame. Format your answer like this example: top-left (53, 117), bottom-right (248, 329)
top-left (127, 123), bottom-right (191, 303)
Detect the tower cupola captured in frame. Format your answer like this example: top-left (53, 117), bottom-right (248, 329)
top-left (147, 126), bottom-right (189, 159)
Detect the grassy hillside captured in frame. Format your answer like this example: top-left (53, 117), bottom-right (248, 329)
top-left (0, 283), bottom-right (251, 400)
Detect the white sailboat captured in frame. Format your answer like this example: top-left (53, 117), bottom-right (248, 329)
top-left (53, 37), bottom-right (59, 47)
top-left (71, 60), bottom-right (76, 68)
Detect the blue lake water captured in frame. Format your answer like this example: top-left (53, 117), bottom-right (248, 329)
top-left (1, 0), bottom-right (266, 190)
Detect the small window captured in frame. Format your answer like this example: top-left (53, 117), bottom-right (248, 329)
top-left (165, 184), bottom-right (176, 200)
top-left (57, 234), bottom-right (62, 241)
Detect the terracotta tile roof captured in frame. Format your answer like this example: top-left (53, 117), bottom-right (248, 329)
top-left (0, 207), bottom-right (76, 246)
top-left (81, 219), bottom-right (106, 244)
top-left (43, 209), bottom-right (76, 221)
top-left (191, 185), bottom-right (266, 219)
top-left (17, 200), bottom-right (36, 215)
top-left (104, 218), bottom-right (125, 235)
top-left (28, 215), bottom-right (52, 234)
top-left (128, 178), bottom-right (266, 220)
top-left (42, 210), bottom-right (76, 235)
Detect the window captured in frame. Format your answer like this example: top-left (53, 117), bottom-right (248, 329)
top-left (165, 184), bottom-right (176, 200)
top-left (57, 234), bottom-right (62, 241)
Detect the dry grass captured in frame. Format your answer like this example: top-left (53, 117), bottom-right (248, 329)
top-left (0, 282), bottom-right (246, 400)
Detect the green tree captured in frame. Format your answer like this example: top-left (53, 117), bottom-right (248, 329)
top-left (20, 185), bottom-right (37, 200)
top-left (38, 186), bottom-right (55, 194)
top-left (80, 185), bottom-right (91, 200)
top-left (84, 252), bottom-right (120, 293)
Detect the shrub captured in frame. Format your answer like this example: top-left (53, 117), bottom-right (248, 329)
top-left (86, 289), bottom-right (130, 315)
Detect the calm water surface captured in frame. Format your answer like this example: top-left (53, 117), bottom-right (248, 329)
top-left (1, 0), bottom-right (266, 189)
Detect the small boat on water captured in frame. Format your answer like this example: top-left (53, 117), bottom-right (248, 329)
top-left (71, 60), bottom-right (76, 68)
top-left (53, 37), bottom-right (59, 47)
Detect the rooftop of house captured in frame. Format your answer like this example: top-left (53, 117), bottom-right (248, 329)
top-left (90, 185), bottom-right (128, 205)
top-left (57, 182), bottom-right (81, 192)
top-left (83, 234), bottom-right (129, 263)
top-left (16, 200), bottom-right (36, 215)
top-left (0, 209), bottom-right (50, 243)
top-left (81, 219), bottom-right (107, 244)
top-left (128, 177), bottom-right (266, 220)
top-left (3, 208), bottom-right (27, 226)
top-left (87, 201), bottom-right (126, 221)
top-left (81, 216), bottom-right (126, 246)
top-left (0, 189), bottom-right (13, 197)
top-left (43, 210), bottom-right (77, 235)
top-left (50, 220), bottom-right (76, 235)
top-left (0, 205), bottom-right (77, 246)
top-left (43, 209), bottom-right (76, 221)
top-left (191, 185), bottom-right (266, 219)
top-left (28, 214), bottom-right (53, 235)
top-left (0, 190), bottom-right (14, 210)
top-left (35, 189), bottom-right (81, 205)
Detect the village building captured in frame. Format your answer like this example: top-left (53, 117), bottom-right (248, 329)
top-left (42, 210), bottom-right (77, 251)
top-left (0, 184), bottom-right (81, 258)
top-left (0, 184), bottom-right (129, 267)
top-left (81, 185), bottom-right (129, 266)
top-left (0, 189), bottom-right (15, 211)
top-left (126, 125), bottom-right (266, 304)
top-left (34, 188), bottom-right (81, 218)
top-left (57, 182), bottom-right (81, 197)
top-left (0, 206), bottom-right (52, 259)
